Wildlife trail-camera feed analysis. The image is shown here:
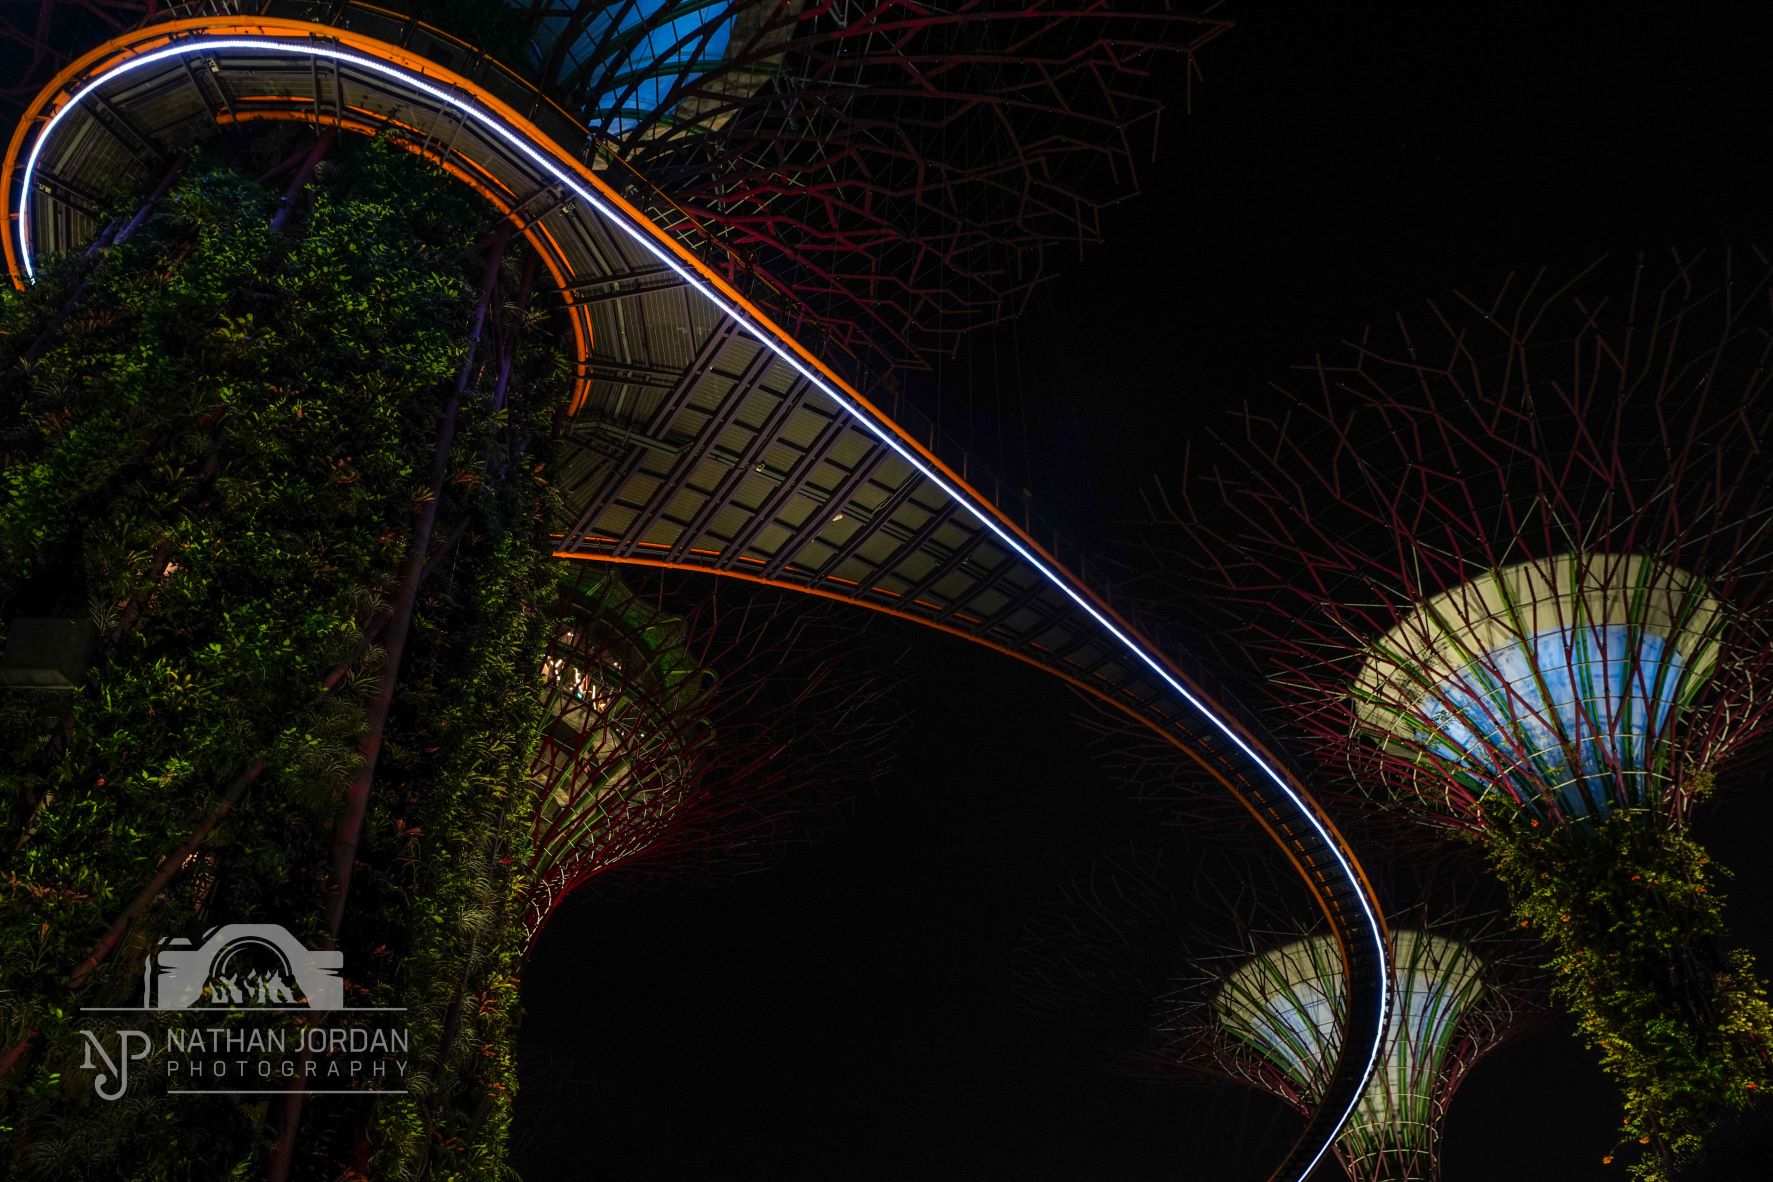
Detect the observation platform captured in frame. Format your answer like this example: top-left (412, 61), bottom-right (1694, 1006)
top-left (1, 6), bottom-right (1388, 1175)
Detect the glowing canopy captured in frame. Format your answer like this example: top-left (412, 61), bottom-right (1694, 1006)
top-left (1215, 931), bottom-right (1487, 1180)
top-left (1352, 554), bottom-right (1724, 819)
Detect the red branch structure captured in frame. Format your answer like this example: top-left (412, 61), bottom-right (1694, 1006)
top-left (584, 0), bottom-right (1232, 364)
top-left (520, 570), bottom-right (898, 950)
top-left (0, 0), bottom-right (165, 107)
top-left (2, 0), bottom-right (1230, 368)
top-left (1155, 250), bottom-right (1773, 835)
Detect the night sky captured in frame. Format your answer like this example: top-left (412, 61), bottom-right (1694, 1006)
top-left (513, 6), bottom-right (1773, 1179)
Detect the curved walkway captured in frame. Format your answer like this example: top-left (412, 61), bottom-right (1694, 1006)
top-left (2, 9), bottom-right (1389, 1176)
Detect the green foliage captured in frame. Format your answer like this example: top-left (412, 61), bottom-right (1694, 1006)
top-left (355, 529), bottom-right (555, 1181)
top-left (0, 133), bottom-right (567, 1179)
top-left (1487, 794), bottom-right (1773, 1180)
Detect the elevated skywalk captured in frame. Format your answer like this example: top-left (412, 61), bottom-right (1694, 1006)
top-left (2, 9), bottom-right (1390, 1175)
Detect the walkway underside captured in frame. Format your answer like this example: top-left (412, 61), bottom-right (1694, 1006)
top-left (2, 8), bottom-right (1388, 1176)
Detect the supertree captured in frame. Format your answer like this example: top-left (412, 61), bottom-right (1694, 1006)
top-left (0, 0), bottom-right (1231, 370)
top-left (0, 113), bottom-right (880, 1181)
top-left (1157, 250), bottom-right (1773, 1174)
top-left (519, 0), bottom-right (1231, 365)
top-left (519, 568), bottom-right (898, 949)
top-left (1209, 924), bottom-right (1524, 1181)
top-left (1016, 836), bottom-right (1541, 1182)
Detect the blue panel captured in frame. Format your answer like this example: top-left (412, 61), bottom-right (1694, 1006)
top-left (1416, 625), bottom-right (1687, 816)
top-left (523, 0), bottom-right (738, 134)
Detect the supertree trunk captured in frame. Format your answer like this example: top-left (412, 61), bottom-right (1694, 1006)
top-left (0, 131), bottom-right (564, 1180)
top-left (320, 227), bottom-right (510, 942)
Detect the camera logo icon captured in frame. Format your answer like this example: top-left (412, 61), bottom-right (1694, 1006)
top-left (144, 923), bottom-right (344, 1010)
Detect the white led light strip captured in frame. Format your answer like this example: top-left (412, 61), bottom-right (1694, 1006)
top-left (15, 37), bottom-right (1390, 1175)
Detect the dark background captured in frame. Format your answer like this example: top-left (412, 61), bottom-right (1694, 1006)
top-left (514, 4), bottom-right (1773, 1178)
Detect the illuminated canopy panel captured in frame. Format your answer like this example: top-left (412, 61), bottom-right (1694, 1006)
top-left (1216, 936), bottom-right (1342, 1095)
top-left (1216, 931), bottom-right (1489, 1182)
top-left (2, 12), bottom-right (1388, 1176)
top-left (1353, 554), bottom-right (1724, 822)
top-left (524, 575), bottom-right (708, 943)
